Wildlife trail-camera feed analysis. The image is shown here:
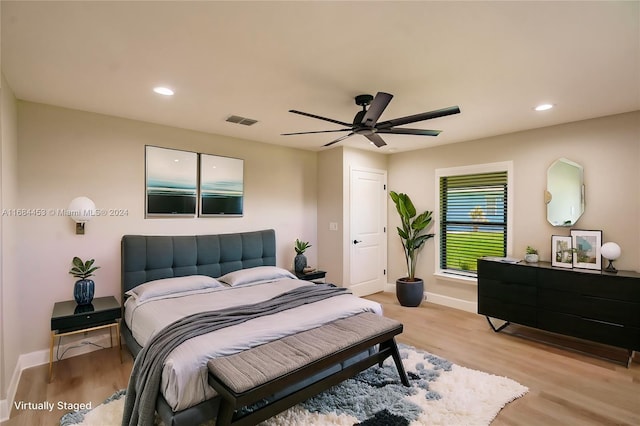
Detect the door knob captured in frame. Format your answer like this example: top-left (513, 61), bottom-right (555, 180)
top-left (353, 240), bottom-right (362, 244)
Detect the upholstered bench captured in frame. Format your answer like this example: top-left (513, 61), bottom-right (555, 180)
top-left (207, 312), bottom-right (409, 426)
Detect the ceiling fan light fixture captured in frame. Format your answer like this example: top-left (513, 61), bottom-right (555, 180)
top-left (534, 103), bottom-right (554, 111)
top-left (284, 92), bottom-right (460, 148)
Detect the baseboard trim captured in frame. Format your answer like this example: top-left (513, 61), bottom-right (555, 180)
top-left (0, 351), bottom-right (24, 422)
top-left (0, 399), bottom-right (8, 422)
top-left (0, 331), bottom-right (114, 422)
top-left (383, 284), bottom-right (477, 313)
top-left (425, 292), bottom-right (477, 313)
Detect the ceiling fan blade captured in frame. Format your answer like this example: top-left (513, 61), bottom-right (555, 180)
top-left (289, 110), bottom-right (352, 127)
top-left (361, 92), bottom-right (393, 127)
top-left (281, 129), bottom-right (351, 136)
top-left (377, 128), bottom-right (441, 136)
top-left (324, 132), bottom-right (354, 147)
top-left (365, 133), bottom-right (387, 147)
top-left (376, 106), bottom-right (460, 129)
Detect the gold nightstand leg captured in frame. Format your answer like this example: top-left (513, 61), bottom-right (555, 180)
top-left (48, 331), bottom-right (55, 383)
top-left (116, 321), bottom-right (122, 363)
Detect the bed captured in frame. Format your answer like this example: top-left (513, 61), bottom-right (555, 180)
top-left (120, 229), bottom-right (387, 426)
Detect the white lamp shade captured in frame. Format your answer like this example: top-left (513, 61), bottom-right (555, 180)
top-left (68, 196), bottom-right (96, 223)
top-left (600, 242), bottom-right (621, 261)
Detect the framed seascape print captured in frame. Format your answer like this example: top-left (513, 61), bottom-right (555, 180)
top-left (571, 229), bottom-right (602, 270)
top-left (199, 154), bottom-right (244, 216)
top-left (145, 146), bottom-right (197, 217)
top-left (551, 235), bottom-right (573, 268)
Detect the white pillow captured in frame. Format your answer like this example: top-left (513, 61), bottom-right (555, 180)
top-left (128, 275), bottom-right (223, 301)
top-left (218, 266), bottom-right (296, 287)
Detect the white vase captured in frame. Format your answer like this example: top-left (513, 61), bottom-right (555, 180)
top-left (524, 253), bottom-right (539, 263)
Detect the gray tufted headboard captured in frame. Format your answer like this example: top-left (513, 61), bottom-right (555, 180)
top-left (121, 229), bottom-right (276, 295)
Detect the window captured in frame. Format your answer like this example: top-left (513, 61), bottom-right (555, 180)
top-left (436, 162), bottom-right (512, 277)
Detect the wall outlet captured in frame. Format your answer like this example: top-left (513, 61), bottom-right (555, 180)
top-left (329, 222), bottom-right (338, 231)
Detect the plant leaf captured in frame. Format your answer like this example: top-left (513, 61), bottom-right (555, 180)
top-left (397, 227), bottom-right (409, 240)
top-left (72, 257), bottom-right (84, 269)
top-left (402, 193), bottom-right (416, 218)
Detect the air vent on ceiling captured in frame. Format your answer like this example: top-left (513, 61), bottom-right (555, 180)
top-left (226, 115), bottom-right (258, 126)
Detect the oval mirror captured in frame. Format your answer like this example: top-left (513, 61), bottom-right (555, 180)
top-left (545, 158), bottom-right (584, 226)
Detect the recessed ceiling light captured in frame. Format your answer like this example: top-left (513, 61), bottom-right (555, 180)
top-left (534, 103), bottom-right (554, 111)
top-left (153, 87), bottom-right (174, 96)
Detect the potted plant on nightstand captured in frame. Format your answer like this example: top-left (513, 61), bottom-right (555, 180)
top-left (294, 239), bottom-right (312, 273)
top-left (69, 256), bottom-right (100, 305)
top-left (390, 191), bottom-right (435, 307)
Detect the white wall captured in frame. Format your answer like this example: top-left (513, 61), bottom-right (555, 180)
top-left (1, 74), bottom-right (20, 414)
top-left (316, 146), bottom-right (388, 288)
top-left (317, 147), bottom-right (344, 285)
top-left (388, 111), bottom-right (640, 306)
top-left (14, 101), bottom-right (318, 355)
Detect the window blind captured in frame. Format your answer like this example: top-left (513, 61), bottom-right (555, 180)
top-left (439, 171), bottom-right (508, 273)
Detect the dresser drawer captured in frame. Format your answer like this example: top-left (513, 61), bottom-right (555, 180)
top-left (478, 278), bottom-right (537, 306)
top-left (51, 307), bottom-right (120, 333)
top-left (538, 288), bottom-right (640, 327)
top-left (478, 260), bottom-right (537, 285)
top-left (538, 310), bottom-right (640, 350)
top-left (478, 296), bottom-right (537, 327)
top-left (538, 269), bottom-right (640, 302)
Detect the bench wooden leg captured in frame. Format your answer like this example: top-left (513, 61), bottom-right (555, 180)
top-left (381, 338), bottom-right (410, 386)
top-left (215, 400), bottom-right (235, 426)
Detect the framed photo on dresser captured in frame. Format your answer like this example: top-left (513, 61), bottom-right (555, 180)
top-left (551, 235), bottom-right (573, 268)
top-left (570, 229), bottom-right (602, 270)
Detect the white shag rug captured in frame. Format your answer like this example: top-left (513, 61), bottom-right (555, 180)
top-left (61, 345), bottom-right (528, 426)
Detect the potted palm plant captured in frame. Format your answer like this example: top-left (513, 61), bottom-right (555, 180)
top-left (390, 191), bottom-right (435, 307)
top-left (294, 239), bottom-right (311, 273)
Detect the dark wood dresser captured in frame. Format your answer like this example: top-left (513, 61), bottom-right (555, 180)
top-left (477, 258), bottom-right (640, 366)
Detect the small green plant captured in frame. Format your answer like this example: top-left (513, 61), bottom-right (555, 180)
top-left (69, 257), bottom-right (100, 279)
top-left (294, 239), bottom-right (311, 255)
top-left (526, 246), bottom-right (538, 255)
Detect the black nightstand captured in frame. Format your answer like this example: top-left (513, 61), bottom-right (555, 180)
top-left (49, 296), bottom-right (122, 382)
top-left (295, 270), bottom-right (327, 283)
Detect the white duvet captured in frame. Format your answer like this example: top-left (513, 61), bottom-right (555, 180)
top-left (124, 279), bottom-right (382, 412)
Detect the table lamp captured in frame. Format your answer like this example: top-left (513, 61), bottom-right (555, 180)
top-left (600, 242), bottom-right (621, 273)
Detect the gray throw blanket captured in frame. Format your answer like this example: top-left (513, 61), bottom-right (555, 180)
top-left (122, 284), bottom-right (349, 426)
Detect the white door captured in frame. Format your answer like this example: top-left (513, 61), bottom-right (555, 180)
top-left (349, 167), bottom-right (387, 296)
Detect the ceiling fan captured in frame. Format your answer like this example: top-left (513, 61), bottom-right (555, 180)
top-left (282, 92), bottom-right (460, 148)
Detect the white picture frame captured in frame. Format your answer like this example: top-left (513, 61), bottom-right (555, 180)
top-left (551, 235), bottom-right (573, 268)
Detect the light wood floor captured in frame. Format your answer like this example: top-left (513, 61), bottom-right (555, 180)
top-left (3, 292), bottom-right (639, 426)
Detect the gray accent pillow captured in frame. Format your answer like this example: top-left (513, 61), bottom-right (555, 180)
top-left (218, 266), bottom-right (296, 287)
top-left (127, 275), bottom-right (223, 301)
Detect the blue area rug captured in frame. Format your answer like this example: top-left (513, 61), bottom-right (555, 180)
top-left (264, 344), bottom-right (528, 425)
top-left (60, 345), bottom-right (527, 425)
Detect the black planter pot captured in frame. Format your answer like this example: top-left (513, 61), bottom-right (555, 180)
top-left (294, 254), bottom-right (307, 273)
top-left (396, 278), bottom-right (424, 307)
top-left (74, 279), bottom-right (95, 305)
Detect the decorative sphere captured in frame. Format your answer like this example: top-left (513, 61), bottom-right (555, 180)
top-left (69, 196), bottom-right (96, 223)
top-left (600, 242), bottom-right (621, 261)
